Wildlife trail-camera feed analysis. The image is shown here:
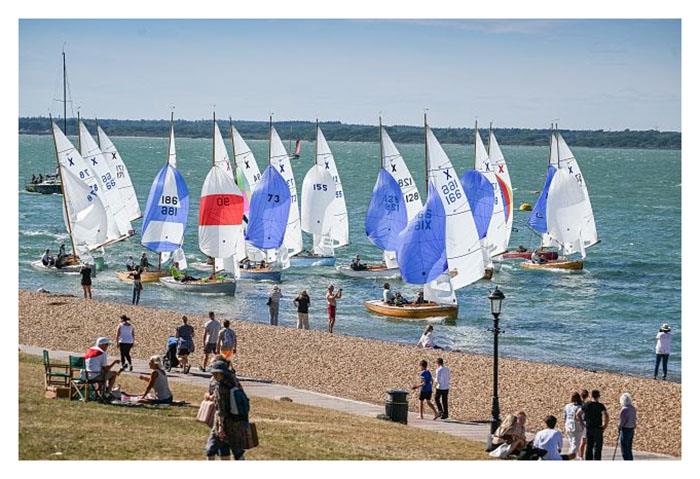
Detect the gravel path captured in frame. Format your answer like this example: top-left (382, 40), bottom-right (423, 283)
top-left (18, 290), bottom-right (681, 456)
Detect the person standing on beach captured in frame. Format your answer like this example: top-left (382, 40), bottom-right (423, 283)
top-left (293, 290), bottom-right (311, 330)
top-left (563, 392), bottom-right (584, 459)
top-left (116, 315), bottom-right (135, 372)
top-left (434, 357), bottom-right (450, 419)
top-left (217, 320), bottom-right (237, 361)
top-left (79, 263), bottom-right (92, 299)
top-left (131, 266), bottom-right (143, 305)
top-left (326, 285), bottom-right (342, 334)
top-left (577, 389), bottom-right (608, 460)
top-left (618, 393), bottom-right (637, 460)
top-left (411, 359), bottom-right (440, 420)
top-left (176, 316), bottom-right (195, 374)
top-left (654, 323), bottom-right (672, 380)
top-left (578, 389), bottom-right (589, 459)
top-left (201, 312), bottom-right (221, 371)
top-left (268, 285), bottom-right (281, 326)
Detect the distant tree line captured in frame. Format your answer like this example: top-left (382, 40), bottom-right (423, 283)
top-left (19, 116), bottom-right (681, 150)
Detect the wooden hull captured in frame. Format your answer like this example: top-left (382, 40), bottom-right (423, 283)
top-left (336, 264), bottom-right (401, 279)
top-left (364, 300), bottom-right (458, 319)
top-left (290, 255), bottom-right (336, 267)
top-left (116, 270), bottom-right (170, 283)
top-left (500, 250), bottom-right (559, 261)
top-left (520, 260), bottom-right (584, 271)
top-left (159, 276), bottom-right (237, 295)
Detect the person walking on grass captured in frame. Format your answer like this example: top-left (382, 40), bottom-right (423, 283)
top-left (411, 359), bottom-right (440, 420)
top-left (577, 389), bottom-right (608, 460)
top-left (563, 392), bottom-right (585, 459)
top-left (618, 392), bottom-right (637, 460)
top-left (116, 315), bottom-right (135, 372)
top-left (434, 357), bottom-right (450, 420)
top-left (326, 284), bottom-right (342, 334)
top-left (268, 285), bottom-right (282, 326)
top-left (79, 263), bottom-right (92, 299)
top-left (293, 290), bottom-right (311, 330)
top-left (654, 323), bottom-right (672, 380)
top-left (201, 312), bottom-right (221, 371)
top-left (217, 320), bottom-right (237, 361)
top-left (207, 361), bottom-right (247, 460)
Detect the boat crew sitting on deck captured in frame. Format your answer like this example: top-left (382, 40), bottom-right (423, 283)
top-left (531, 250), bottom-right (546, 264)
top-left (38, 174), bottom-right (44, 183)
top-left (140, 253), bottom-right (151, 270)
top-left (41, 249), bottom-right (55, 267)
top-left (382, 283), bottom-right (395, 305)
top-left (394, 292), bottom-right (409, 306)
top-left (351, 255), bottom-right (367, 271)
top-left (414, 291), bottom-right (426, 304)
top-left (125, 256), bottom-right (136, 271)
top-left (259, 259), bottom-right (266, 269)
top-left (31, 174), bottom-right (37, 184)
top-left (516, 245), bottom-right (527, 253)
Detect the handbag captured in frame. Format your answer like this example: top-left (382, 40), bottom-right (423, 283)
top-left (489, 442), bottom-right (512, 458)
top-left (242, 422), bottom-right (259, 449)
top-left (196, 400), bottom-right (216, 428)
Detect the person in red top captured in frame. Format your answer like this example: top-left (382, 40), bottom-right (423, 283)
top-left (326, 285), bottom-right (343, 334)
top-left (84, 337), bottom-right (120, 392)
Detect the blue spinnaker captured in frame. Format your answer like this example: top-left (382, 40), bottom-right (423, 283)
top-left (528, 165), bottom-right (557, 234)
top-left (365, 168), bottom-right (408, 252)
top-left (460, 170), bottom-right (495, 240)
top-left (141, 164), bottom-right (189, 253)
top-left (396, 183), bottom-right (447, 285)
top-left (245, 165), bottom-right (292, 249)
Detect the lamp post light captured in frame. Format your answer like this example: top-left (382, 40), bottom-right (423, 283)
top-left (488, 286), bottom-right (505, 437)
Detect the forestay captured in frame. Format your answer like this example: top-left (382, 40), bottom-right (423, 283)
top-left (365, 168), bottom-right (407, 252)
top-left (198, 164), bottom-right (244, 258)
top-left (97, 126), bottom-right (142, 222)
top-left (245, 165), bottom-right (292, 250)
top-left (270, 126), bottom-right (302, 256)
top-left (316, 126), bottom-right (349, 247)
top-left (426, 126), bottom-right (484, 289)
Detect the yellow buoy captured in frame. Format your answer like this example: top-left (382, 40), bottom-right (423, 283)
top-left (519, 203), bottom-right (533, 211)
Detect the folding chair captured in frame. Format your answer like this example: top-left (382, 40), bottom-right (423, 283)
top-left (42, 349), bottom-right (70, 390)
top-left (68, 355), bottom-right (106, 402)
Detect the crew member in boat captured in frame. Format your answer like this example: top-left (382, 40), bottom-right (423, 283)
top-left (55, 243), bottom-right (68, 269)
top-left (140, 252), bottom-right (151, 271)
top-left (41, 249), bottom-right (55, 267)
top-left (350, 255), bottom-right (367, 271)
top-left (125, 256), bottom-right (136, 272)
top-left (516, 245), bottom-right (527, 253)
top-left (394, 292), bottom-right (409, 306)
top-left (38, 174), bottom-right (44, 183)
top-left (259, 259), bottom-right (267, 269)
top-left (382, 283), bottom-right (395, 305)
top-left (31, 174), bottom-right (37, 184)
top-left (531, 250), bottom-right (546, 264)
top-left (414, 291), bottom-right (426, 305)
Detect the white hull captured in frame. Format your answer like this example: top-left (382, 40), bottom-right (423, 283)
top-left (30, 260), bottom-right (82, 274)
top-left (159, 276), bottom-right (237, 295)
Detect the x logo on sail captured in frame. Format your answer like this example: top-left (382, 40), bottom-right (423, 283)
top-left (279, 164), bottom-right (285, 173)
top-left (484, 162), bottom-right (490, 171)
top-left (390, 163), bottom-right (397, 172)
top-left (325, 161), bottom-right (330, 169)
top-left (245, 161), bottom-right (250, 169)
top-left (90, 157), bottom-right (98, 166)
top-left (111, 152), bottom-right (117, 160)
top-left (67, 157), bottom-right (74, 167)
top-left (568, 166), bottom-right (574, 174)
top-left (498, 165), bottom-right (504, 173)
top-left (443, 169), bottom-right (452, 180)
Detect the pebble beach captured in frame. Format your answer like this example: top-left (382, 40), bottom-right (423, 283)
top-left (18, 290), bottom-right (681, 457)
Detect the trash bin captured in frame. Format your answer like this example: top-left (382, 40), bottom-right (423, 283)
top-left (385, 389), bottom-right (409, 424)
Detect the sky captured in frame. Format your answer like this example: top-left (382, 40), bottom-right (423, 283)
top-left (18, 19), bottom-right (681, 131)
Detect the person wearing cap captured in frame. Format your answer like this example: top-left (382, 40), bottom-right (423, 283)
top-left (267, 285), bottom-right (282, 326)
top-left (136, 355), bottom-right (172, 404)
top-left (654, 323), bottom-right (672, 380)
top-left (116, 315), bottom-right (135, 371)
top-left (84, 337), bottom-right (120, 392)
top-left (206, 361), bottom-right (246, 460)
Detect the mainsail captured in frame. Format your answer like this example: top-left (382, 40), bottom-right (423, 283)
top-left (198, 164), bottom-right (244, 259)
top-left (316, 126), bottom-right (349, 247)
top-left (270, 126), bottom-right (303, 256)
top-left (300, 164), bottom-right (336, 256)
top-left (245, 165), bottom-right (292, 250)
top-left (97, 125), bottom-right (142, 222)
top-left (487, 128), bottom-right (513, 249)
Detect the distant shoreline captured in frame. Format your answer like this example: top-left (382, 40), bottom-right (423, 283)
top-left (19, 117), bottom-right (681, 150)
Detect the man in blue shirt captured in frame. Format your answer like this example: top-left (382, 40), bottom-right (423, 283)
top-left (411, 359), bottom-right (440, 420)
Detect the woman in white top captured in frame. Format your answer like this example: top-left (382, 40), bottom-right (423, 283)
top-left (417, 325), bottom-right (442, 349)
top-left (138, 355), bottom-right (172, 404)
top-left (116, 315), bottom-right (135, 372)
top-left (562, 391), bottom-right (585, 458)
top-left (654, 323), bottom-right (672, 380)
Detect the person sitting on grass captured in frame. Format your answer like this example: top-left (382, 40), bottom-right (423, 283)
top-left (411, 359), bottom-right (440, 420)
top-left (532, 415), bottom-right (574, 460)
top-left (492, 411), bottom-right (528, 456)
top-left (84, 337), bottom-right (120, 397)
top-left (137, 355), bottom-right (173, 404)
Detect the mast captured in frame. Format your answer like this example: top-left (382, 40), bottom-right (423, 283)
top-left (211, 111), bottom-right (216, 276)
top-left (50, 115), bottom-right (77, 256)
top-left (487, 122), bottom-right (492, 157)
top-left (166, 111), bottom-right (174, 165)
top-left (315, 119), bottom-right (319, 166)
top-left (474, 119), bottom-right (478, 171)
top-left (62, 50), bottom-right (67, 135)
top-left (95, 118), bottom-right (100, 148)
top-left (76, 110), bottom-right (81, 153)
top-left (268, 114), bottom-right (273, 166)
top-left (229, 117), bottom-right (236, 170)
top-left (555, 123), bottom-right (560, 169)
top-left (424, 112), bottom-right (428, 195)
top-left (379, 116), bottom-right (383, 171)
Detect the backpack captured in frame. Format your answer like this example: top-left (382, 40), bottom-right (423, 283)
top-left (221, 328), bottom-right (235, 349)
top-left (229, 386), bottom-right (250, 419)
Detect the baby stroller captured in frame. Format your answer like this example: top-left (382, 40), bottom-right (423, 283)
top-left (163, 336), bottom-right (180, 372)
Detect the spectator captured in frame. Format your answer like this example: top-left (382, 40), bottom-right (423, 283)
top-left (434, 357), bottom-right (450, 420)
top-left (131, 266), bottom-right (143, 305)
top-left (654, 323), bottom-right (672, 380)
top-left (293, 290), bottom-right (311, 330)
top-left (201, 312), bottom-right (221, 371)
top-left (578, 388), bottom-right (590, 459)
top-left (417, 325), bottom-right (442, 349)
top-left (217, 320), bottom-right (237, 361)
top-left (175, 315), bottom-right (195, 374)
top-left (577, 389), bottom-right (609, 460)
top-left (533, 416), bottom-right (571, 460)
top-left (84, 337), bottom-right (120, 394)
top-left (79, 263), bottom-right (92, 299)
top-left (618, 393), bottom-right (637, 461)
top-left (326, 285), bottom-right (342, 334)
top-left (492, 412), bottom-right (527, 456)
top-left (411, 359), bottom-right (440, 420)
top-left (137, 356), bottom-right (172, 404)
top-left (207, 361), bottom-right (247, 460)
top-left (563, 392), bottom-right (585, 459)
top-left (203, 357), bottom-right (232, 459)
top-left (116, 314), bottom-right (135, 372)
top-left (268, 285), bottom-right (282, 326)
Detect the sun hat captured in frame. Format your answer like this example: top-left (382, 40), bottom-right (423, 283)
top-left (661, 323), bottom-right (671, 332)
top-left (96, 337), bottom-right (110, 346)
top-left (120, 314), bottom-right (130, 321)
top-left (208, 360), bottom-right (231, 375)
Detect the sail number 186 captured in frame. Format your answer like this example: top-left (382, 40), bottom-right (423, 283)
top-left (160, 195), bottom-right (179, 216)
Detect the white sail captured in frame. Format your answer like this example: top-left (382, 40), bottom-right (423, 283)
top-left (546, 132), bottom-right (598, 257)
top-left (301, 165), bottom-right (336, 235)
top-left (270, 126), bottom-right (303, 256)
top-left (423, 273), bottom-right (457, 305)
top-left (78, 121), bottom-right (132, 240)
top-left (426, 126), bottom-right (485, 289)
top-left (59, 164), bottom-right (109, 251)
top-left (231, 125), bottom-right (262, 191)
top-left (381, 127), bottom-right (423, 220)
top-left (383, 250), bottom-right (399, 269)
top-left (487, 129), bottom-right (514, 251)
top-left (198, 165), bottom-right (243, 259)
top-left (316, 126), bottom-right (349, 247)
top-left (97, 126), bottom-right (142, 221)
top-left (213, 122), bottom-right (235, 180)
top-left (474, 130), bottom-right (507, 257)
top-left (167, 124), bottom-right (177, 167)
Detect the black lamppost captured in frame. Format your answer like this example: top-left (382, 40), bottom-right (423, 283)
top-left (488, 286), bottom-right (505, 436)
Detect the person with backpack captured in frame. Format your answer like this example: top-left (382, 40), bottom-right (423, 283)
top-left (217, 320), bottom-right (237, 360)
top-left (206, 360), bottom-right (248, 460)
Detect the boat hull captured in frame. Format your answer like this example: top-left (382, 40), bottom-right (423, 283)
top-left (159, 276), bottom-right (237, 295)
top-left (499, 250), bottom-right (559, 261)
top-left (336, 265), bottom-right (401, 279)
top-left (190, 261), bottom-right (214, 272)
top-left (30, 259), bottom-right (82, 274)
top-left (239, 269), bottom-right (282, 282)
top-left (290, 255), bottom-right (336, 267)
top-left (116, 270), bottom-right (170, 283)
top-left (364, 300), bottom-right (458, 319)
top-left (520, 259), bottom-right (584, 271)
top-left (25, 183), bottom-right (62, 194)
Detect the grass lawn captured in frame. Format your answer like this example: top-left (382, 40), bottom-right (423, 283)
top-left (19, 353), bottom-right (488, 460)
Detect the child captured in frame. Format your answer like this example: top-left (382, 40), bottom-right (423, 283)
top-left (411, 359), bottom-right (440, 420)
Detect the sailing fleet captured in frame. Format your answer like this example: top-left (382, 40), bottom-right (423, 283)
top-left (36, 111), bottom-right (598, 318)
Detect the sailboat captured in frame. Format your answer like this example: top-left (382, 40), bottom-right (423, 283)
top-left (97, 123), bottom-right (142, 222)
top-left (522, 126), bottom-right (598, 271)
top-left (460, 121), bottom-right (508, 279)
top-left (294, 121), bottom-right (349, 266)
top-left (339, 118), bottom-right (422, 279)
top-left (31, 120), bottom-right (109, 274)
top-left (240, 116), bottom-right (293, 282)
top-left (364, 115), bottom-right (485, 319)
top-left (160, 113), bottom-right (242, 294)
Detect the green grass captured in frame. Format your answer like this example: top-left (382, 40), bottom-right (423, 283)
top-left (19, 353), bottom-right (488, 460)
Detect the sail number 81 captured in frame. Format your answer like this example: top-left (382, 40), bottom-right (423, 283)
top-left (442, 180), bottom-right (462, 204)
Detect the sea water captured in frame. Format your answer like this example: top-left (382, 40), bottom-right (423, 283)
top-left (18, 134), bottom-right (682, 380)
